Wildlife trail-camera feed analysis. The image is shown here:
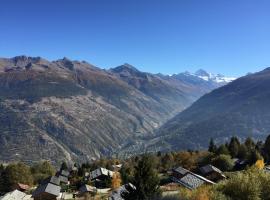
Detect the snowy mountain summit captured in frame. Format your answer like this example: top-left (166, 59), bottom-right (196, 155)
top-left (194, 69), bottom-right (236, 83)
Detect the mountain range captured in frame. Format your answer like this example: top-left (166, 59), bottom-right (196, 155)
top-left (136, 67), bottom-right (270, 153)
top-left (0, 56), bottom-right (233, 164)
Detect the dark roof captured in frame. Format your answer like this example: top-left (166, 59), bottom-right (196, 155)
top-left (60, 170), bottom-right (70, 177)
top-left (32, 183), bottom-right (60, 197)
top-left (58, 175), bottom-right (68, 184)
top-left (42, 176), bottom-right (60, 186)
top-left (199, 165), bottom-right (223, 175)
top-left (79, 184), bottom-right (97, 194)
top-left (172, 167), bottom-right (189, 176)
top-left (90, 168), bottom-right (114, 180)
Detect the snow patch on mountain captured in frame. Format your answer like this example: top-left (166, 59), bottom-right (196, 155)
top-left (186, 69), bottom-right (236, 84)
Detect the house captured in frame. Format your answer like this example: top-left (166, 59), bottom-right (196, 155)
top-left (233, 159), bottom-right (248, 170)
top-left (56, 170), bottom-right (69, 185)
top-left (32, 176), bottom-right (61, 200)
top-left (12, 183), bottom-right (30, 192)
top-left (89, 167), bottom-right (114, 181)
top-left (109, 183), bottom-right (136, 200)
top-left (172, 167), bottom-right (189, 179)
top-left (41, 176), bottom-right (60, 186)
top-left (171, 166), bottom-right (215, 190)
top-left (264, 166), bottom-right (270, 173)
top-left (0, 190), bottom-right (33, 200)
top-left (78, 184), bottom-right (97, 196)
top-left (199, 165), bottom-right (226, 181)
top-left (32, 183), bottom-right (61, 200)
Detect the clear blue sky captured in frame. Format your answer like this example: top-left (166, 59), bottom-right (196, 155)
top-left (1, 0), bottom-right (270, 76)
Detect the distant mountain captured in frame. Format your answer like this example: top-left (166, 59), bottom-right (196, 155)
top-left (139, 67), bottom-right (270, 153)
top-left (0, 56), bottom-right (232, 163)
top-left (177, 69), bottom-right (235, 84)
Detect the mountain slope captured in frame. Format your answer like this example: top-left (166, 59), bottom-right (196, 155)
top-left (0, 56), bottom-right (228, 164)
top-left (145, 68), bottom-right (270, 152)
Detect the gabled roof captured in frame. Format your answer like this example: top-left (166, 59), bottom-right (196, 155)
top-left (200, 164), bottom-right (223, 175)
top-left (109, 183), bottom-right (136, 200)
top-left (60, 170), bottom-right (69, 177)
top-left (172, 167), bottom-right (189, 176)
top-left (90, 168), bottom-right (114, 180)
top-left (58, 175), bottom-right (68, 184)
top-left (177, 173), bottom-right (205, 190)
top-left (42, 176), bottom-right (60, 186)
top-left (0, 190), bottom-right (32, 200)
top-left (32, 183), bottom-right (60, 197)
top-left (79, 184), bottom-right (97, 194)
top-left (171, 166), bottom-right (215, 190)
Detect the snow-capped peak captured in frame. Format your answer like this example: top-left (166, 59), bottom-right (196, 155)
top-left (190, 69), bottom-right (235, 83)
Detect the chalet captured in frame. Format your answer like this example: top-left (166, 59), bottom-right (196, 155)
top-left (32, 183), bottom-right (61, 200)
top-left (41, 176), bottom-right (60, 186)
top-left (233, 158), bottom-right (248, 170)
top-left (172, 167), bottom-right (189, 179)
top-left (56, 170), bottom-right (69, 185)
top-left (109, 183), bottom-right (136, 200)
top-left (199, 164), bottom-right (226, 181)
top-left (89, 167), bottom-right (114, 181)
top-left (171, 166), bottom-right (215, 190)
top-left (264, 166), bottom-right (270, 173)
top-left (32, 176), bottom-right (61, 200)
top-left (78, 184), bottom-right (97, 196)
top-left (0, 190), bottom-right (33, 200)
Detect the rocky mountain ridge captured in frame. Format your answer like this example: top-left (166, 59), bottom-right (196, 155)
top-left (0, 56), bottom-right (233, 164)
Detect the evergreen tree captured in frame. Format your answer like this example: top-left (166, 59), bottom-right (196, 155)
top-left (208, 138), bottom-right (217, 153)
top-left (247, 150), bottom-right (263, 165)
top-left (245, 137), bottom-right (255, 150)
top-left (60, 161), bottom-right (68, 171)
top-left (228, 137), bottom-right (240, 158)
top-left (216, 144), bottom-right (230, 155)
top-left (31, 161), bottom-right (56, 184)
top-left (2, 162), bottom-right (33, 192)
top-left (211, 154), bottom-right (234, 171)
top-left (123, 154), bottom-right (160, 200)
top-left (238, 144), bottom-right (248, 160)
top-left (263, 135), bottom-right (270, 163)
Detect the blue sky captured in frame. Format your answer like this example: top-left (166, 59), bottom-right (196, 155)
top-left (0, 0), bottom-right (270, 77)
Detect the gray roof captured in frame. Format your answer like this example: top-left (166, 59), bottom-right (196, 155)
top-left (58, 175), bottom-right (68, 184)
top-left (173, 167), bottom-right (189, 176)
top-left (60, 170), bottom-right (70, 177)
top-left (79, 184), bottom-right (97, 194)
top-left (90, 168), bottom-right (114, 180)
top-left (172, 169), bottom-right (215, 190)
top-left (109, 183), bottom-right (136, 200)
top-left (0, 190), bottom-right (33, 200)
top-left (32, 183), bottom-right (60, 197)
top-left (178, 173), bottom-right (205, 189)
top-left (42, 176), bottom-right (60, 186)
top-left (200, 165), bottom-right (223, 175)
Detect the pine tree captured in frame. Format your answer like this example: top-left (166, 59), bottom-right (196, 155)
top-left (216, 144), bottom-right (230, 155)
top-left (208, 138), bottom-right (217, 153)
top-left (263, 135), bottom-right (270, 163)
top-left (228, 137), bottom-right (240, 158)
top-left (238, 144), bottom-right (248, 160)
top-left (60, 161), bottom-right (68, 171)
top-left (123, 154), bottom-right (161, 200)
top-left (245, 137), bottom-right (255, 150)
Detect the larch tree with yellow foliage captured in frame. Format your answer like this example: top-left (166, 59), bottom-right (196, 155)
top-left (111, 172), bottom-right (122, 190)
top-left (255, 159), bottom-right (265, 170)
